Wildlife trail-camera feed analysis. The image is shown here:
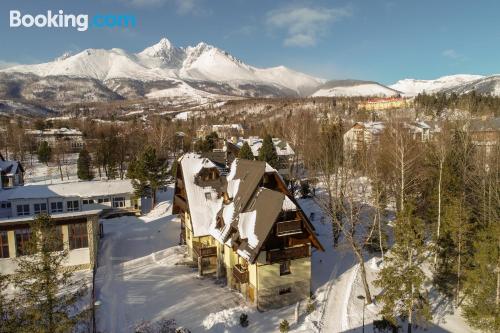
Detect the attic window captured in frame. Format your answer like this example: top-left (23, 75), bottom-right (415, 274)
top-left (205, 192), bottom-right (212, 200)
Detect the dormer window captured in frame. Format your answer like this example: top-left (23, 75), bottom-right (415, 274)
top-left (216, 216), bottom-right (224, 230)
top-left (205, 192), bottom-right (212, 200)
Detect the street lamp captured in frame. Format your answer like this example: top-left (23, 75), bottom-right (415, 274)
top-left (357, 295), bottom-right (366, 333)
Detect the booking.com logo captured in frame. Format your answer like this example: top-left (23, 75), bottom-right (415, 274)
top-left (9, 10), bottom-right (136, 32)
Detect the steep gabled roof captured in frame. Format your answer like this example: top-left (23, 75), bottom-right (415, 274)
top-left (178, 153), bottom-right (223, 237)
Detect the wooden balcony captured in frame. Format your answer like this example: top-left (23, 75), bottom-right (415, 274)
top-left (276, 219), bottom-right (302, 236)
top-left (267, 244), bottom-right (310, 263)
top-left (193, 242), bottom-right (217, 257)
top-left (174, 194), bottom-right (188, 212)
top-left (232, 264), bottom-right (249, 284)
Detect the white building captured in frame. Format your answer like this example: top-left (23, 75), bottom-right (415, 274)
top-left (343, 122), bottom-right (385, 151)
top-left (26, 127), bottom-right (84, 151)
top-left (0, 179), bottom-right (140, 219)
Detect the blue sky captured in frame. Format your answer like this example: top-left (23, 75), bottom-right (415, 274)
top-left (1, 0), bottom-right (499, 84)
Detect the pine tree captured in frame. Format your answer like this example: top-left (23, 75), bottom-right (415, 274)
top-left (279, 319), bottom-right (289, 333)
top-left (238, 141), bottom-right (254, 160)
top-left (37, 141), bottom-right (52, 165)
top-left (128, 146), bottom-right (168, 209)
top-left (258, 135), bottom-right (279, 169)
top-left (12, 214), bottom-right (88, 333)
top-left (374, 204), bottom-right (431, 333)
top-left (462, 221), bottom-right (500, 332)
top-left (77, 148), bottom-right (94, 181)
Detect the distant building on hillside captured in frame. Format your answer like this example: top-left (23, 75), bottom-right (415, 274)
top-left (465, 117), bottom-right (500, 159)
top-left (173, 154), bottom-right (324, 310)
top-left (196, 124), bottom-right (244, 140)
top-left (405, 121), bottom-right (432, 142)
top-left (343, 122), bottom-right (385, 151)
top-left (358, 97), bottom-right (407, 111)
top-left (227, 137), bottom-right (295, 179)
top-left (26, 127), bottom-right (84, 151)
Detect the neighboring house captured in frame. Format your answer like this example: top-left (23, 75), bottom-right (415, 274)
top-left (26, 127), bottom-right (84, 151)
top-left (343, 122), bottom-right (385, 151)
top-left (0, 179), bottom-right (140, 219)
top-left (0, 209), bottom-right (100, 274)
top-left (466, 117), bottom-right (500, 159)
top-left (228, 137), bottom-right (295, 179)
top-left (196, 124), bottom-right (244, 140)
top-left (357, 97), bottom-right (407, 111)
top-left (0, 153), bottom-right (24, 189)
top-left (173, 154), bottom-right (324, 310)
top-left (405, 121), bottom-right (432, 142)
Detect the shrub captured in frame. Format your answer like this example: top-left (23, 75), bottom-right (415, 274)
top-left (240, 313), bottom-right (249, 327)
top-left (306, 298), bottom-right (316, 314)
top-left (279, 319), bottom-right (290, 333)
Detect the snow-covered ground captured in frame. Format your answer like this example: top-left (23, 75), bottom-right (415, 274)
top-left (91, 183), bottom-right (476, 333)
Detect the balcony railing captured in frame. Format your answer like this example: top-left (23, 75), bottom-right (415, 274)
top-left (276, 219), bottom-right (302, 236)
top-left (232, 264), bottom-right (249, 284)
top-left (193, 242), bottom-right (217, 257)
top-left (267, 244), bottom-right (309, 263)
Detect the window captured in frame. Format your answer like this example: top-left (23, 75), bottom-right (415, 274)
top-left (34, 203), bottom-right (47, 215)
top-left (69, 223), bottom-right (88, 250)
top-left (16, 204), bottom-right (30, 216)
top-left (67, 200), bottom-right (79, 212)
top-left (98, 198), bottom-right (110, 204)
top-left (51, 202), bottom-right (63, 213)
top-left (280, 260), bottom-right (291, 276)
top-left (112, 197), bottom-right (125, 208)
top-left (0, 201), bottom-right (11, 209)
top-left (205, 192), bottom-right (212, 200)
top-left (279, 287), bottom-right (292, 295)
top-left (15, 228), bottom-right (31, 256)
top-left (82, 199), bottom-right (95, 205)
top-left (0, 231), bottom-right (9, 258)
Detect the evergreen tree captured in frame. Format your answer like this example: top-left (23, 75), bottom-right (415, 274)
top-left (238, 141), bottom-right (254, 160)
top-left (462, 221), bottom-right (500, 332)
top-left (279, 319), bottom-right (289, 333)
top-left (374, 204), bottom-right (431, 333)
top-left (12, 214), bottom-right (88, 333)
top-left (258, 135), bottom-right (279, 168)
top-left (77, 148), bottom-right (94, 181)
top-left (37, 141), bottom-right (52, 165)
top-left (128, 146), bottom-right (168, 209)
top-left (0, 273), bottom-right (17, 332)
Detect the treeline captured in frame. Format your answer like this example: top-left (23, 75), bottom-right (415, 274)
top-left (415, 91), bottom-right (500, 117)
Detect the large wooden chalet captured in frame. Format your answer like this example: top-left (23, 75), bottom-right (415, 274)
top-left (173, 153), bottom-right (323, 310)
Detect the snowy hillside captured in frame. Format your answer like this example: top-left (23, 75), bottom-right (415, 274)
top-left (3, 38), bottom-right (324, 98)
top-left (311, 80), bottom-right (400, 97)
top-left (442, 75), bottom-right (500, 96)
top-left (390, 74), bottom-right (484, 96)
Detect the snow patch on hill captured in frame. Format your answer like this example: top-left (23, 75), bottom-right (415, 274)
top-left (390, 74), bottom-right (484, 96)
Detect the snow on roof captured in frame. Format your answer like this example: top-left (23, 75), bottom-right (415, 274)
top-left (282, 195), bottom-right (297, 211)
top-left (0, 209), bottom-right (102, 225)
top-left (235, 188), bottom-right (285, 262)
top-left (235, 136), bottom-right (295, 157)
top-left (26, 127), bottom-right (83, 136)
top-left (179, 153), bottom-right (223, 237)
top-left (352, 122), bottom-right (385, 135)
top-left (0, 159), bottom-right (21, 176)
top-left (3, 179), bottom-right (134, 200)
top-left (211, 124), bottom-right (243, 131)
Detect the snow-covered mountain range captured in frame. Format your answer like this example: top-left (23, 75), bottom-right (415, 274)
top-left (1, 38), bottom-right (499, 106)
top-left (2, 38), bottom-right (324, 101)
top-left (311, 80), bottom-right (401, 97)
top-left (390, 74), bottom-right (500, 96)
